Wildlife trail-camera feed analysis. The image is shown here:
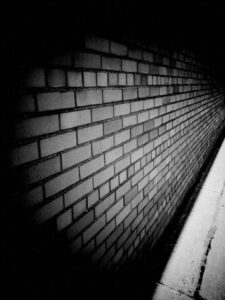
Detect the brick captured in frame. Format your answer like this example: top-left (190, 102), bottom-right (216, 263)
top-left (106, 199), bottom-right (123, 222)
top-left (127, 73), bottom-right (134, 85)
top-left (131, 101), bottom-right (143, 112)
top-left (116, 180), bottom-right (131, 200)
top-left (118, 73), bottom-right (126, 85)
top-left (131, 191), bottom-right (143, 209)
top-left (22, 156), bottom-right (60, 185)
top-left (67, 71), bottom-right (82, 87)
top-left (16, 94), bottom-right (35, 112)
top-left (47, 69), bottom-right (66, 87)
top-left (144, 120), bottom-right (154, 132)
top-left (67, 210), bottom-right (94, 240)
top-left (143, 99), bottom-right (154, 109)
top-left (41, 131), bottom-right (76, 157)
top-left (45, 167), bottom-right (79, 197)
top-left (62, 144), bottom-right (91, 169)
top-left (25, 68), bottom-right (45, 87)
top-left (97, 72), bottom-right (108, 86)
top-left (57, 209), bottom-right (72, 231)
top-left (100, 182), bottom-right (110, 198)
top-left (78, 124), bottom-right (103, 144)
top-left (76, 89), bottom-right (102, 107)
top-left (104, 119), bottom-right (122, 135)
top-left (83, 72), bottom-right (96, 87)
top-left (159, 66), bottom-right (167, 75)
top-left (74, 52), bottom-right (101, 69)
top-left (92, 106), bottom-right (113, 122)
top-left (123, 139), bottom-right (137, 154)
top-left (141, 75), bottom-right (148, 85)
top-left (116, 227), bottom-right (131, 249)
top-left (123, 88), bottom-right (138, 100)
top-left (80, 155), bottom-right (104, 179)
top-left (132, 212), bottom-right (143, 231)
top-left (115, 129), bottom-right (130, 145)
top-left (138, 175), bottom-right (148, 191)
top-left (60, 110), bottom-right (91, 129)
top-left (95, 193), bottom-right (115, 217)
top-left (135, 74), bottom-right (141, 85)
top-left (83, 215), bottom-right (106, 243)
top-left (96, 220), bottom-right (115, 246)
top-left (144, 161), bottom-right (153, 176)
top-left (106, 223), bottom-right (123, 248)
top-left (148, 75), bottom-right (153, 85)
top-left (115, 103), bottom-right (130, 116)
top-left (94, 165), bottom-right (114, 188)
top-left (123, 231), bottom-right (137, 251)
top-left (123, 115), bottom-right (137, 127)
top-left (131, 148), bottom-right (144, 163)
top-left (92, 136), bottom-right (114, 155)
top-left (85, 37), bottom-right (109, 53)
top-left (65, 178), bottom-right (93, 207)
top-left (103, 89), bottom-right (122, 103)
top-left (88, 190), bottom-right (99, 208)
top-left (138, 133), bottom-right (149, 146)
top-left (124, 186), bottom-right (138, 205)
top-left (37, 92), bottom-right (75, 111)
top-left (154, 117), bottom-right (162, 127)
top-left (149, 86), bottom-right (160, 97)
top-left (124, 208), bottom-right (137, 228)
top-left (138, 87), bottom-right (149, 98)
top-left (10, 142), bottom-right (38, 166)
top-left (138, 63), bottom-right (149, 74)
top-left (16, 115), bottom-right (59, 138)
top-left (143, 51), bottom-right (153, 62)
top-left (150, 65), bottom-right (160, 75)
top-left (149, 127), bottom-right (158, 141)
top-left (109, 73), bottom-right (118, 85)
top-left (138, 111), bottom-right (149, 123)
top-left (73, 199), bottom-right (87, 219)
top-left (149, 108), bottom-right (159, 119)
top-left (122, 59), bottom-right (137, 72)
top-left (135, 161), bottom-right (141, 172)
top-left (159, 87), bottom-right (167, 96)
top-left (32, 196), bottom-right (63, 225)
top-left (119, 170), bottom-right (127, 183)
top-left (110, 176), bottom-right (119, 190)
top-left (110, 41), bottom-right (127, 56)
top-left (115, 156), bottom-right (130, 174)
top-left (102, 57), bottom-right (121, 71)
top-left (105, 146), bottom-right (123, 164)
top-left (116, 204), bottom-right (132, 225)
top-left (144, 141), bottom-right (154, 155)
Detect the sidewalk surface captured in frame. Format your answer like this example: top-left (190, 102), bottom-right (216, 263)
top-left (152, 138), bottom-right (225, 300)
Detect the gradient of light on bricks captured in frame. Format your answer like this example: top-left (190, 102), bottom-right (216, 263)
top-left (10, 36), bottom-right (225, 269)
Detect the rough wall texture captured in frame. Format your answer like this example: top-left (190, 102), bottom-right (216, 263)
top-left (10, 36), bottom-right (225, 269)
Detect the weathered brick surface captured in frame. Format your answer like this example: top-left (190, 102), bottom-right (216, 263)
top-left (13, 36), bottom-right (225, 271)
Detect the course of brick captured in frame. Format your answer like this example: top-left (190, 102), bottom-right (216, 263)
top-left (11, 36), bottom-right (225, 269)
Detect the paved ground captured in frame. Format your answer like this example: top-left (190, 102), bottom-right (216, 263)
top-left (152, 138), bottom-right (225, 300)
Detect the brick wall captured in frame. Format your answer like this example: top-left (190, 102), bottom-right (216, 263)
top-left (10, 36), bottom-right (225, 269)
